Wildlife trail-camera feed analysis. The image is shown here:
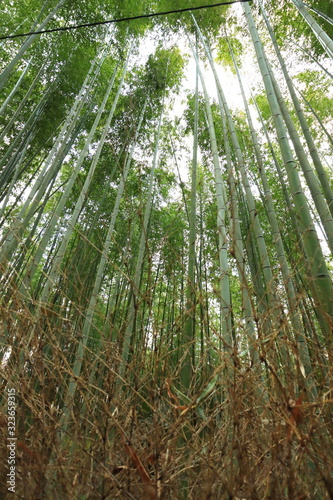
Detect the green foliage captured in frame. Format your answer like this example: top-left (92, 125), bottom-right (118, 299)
top-left (152, 0), bottom-right (230, 36)
top-left (145, 45), bottom-right (187, 95)
top-left (251, 92), bottom-right (271, 123)
top-left (215, 33), bottom-right (244, 71)
top-left (263, 0), bottom-right (333, 58)
top-left (184, 92), bottom-right (225, 160)
top-left (295, 69), bottom-right (333, 121)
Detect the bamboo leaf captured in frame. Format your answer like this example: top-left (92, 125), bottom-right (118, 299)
top-left (195, 405), bottom-right (207, 419)
top-left (196, 373), bottom-right (219, 405)
top-left (172, 386), bottom-right (192, 406)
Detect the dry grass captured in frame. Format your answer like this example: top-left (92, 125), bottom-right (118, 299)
top-left (0, 289), bottom-right (333, 500)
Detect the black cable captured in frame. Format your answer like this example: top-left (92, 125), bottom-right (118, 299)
top-left (0, 0), bottom-right (252, 41)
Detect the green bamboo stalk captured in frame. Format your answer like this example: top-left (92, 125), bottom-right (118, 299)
top-left (259, 0), bottom-right (333, 218)
top-left (0, 50), bottom-right (107, 268)
top-left (21, 59), bottom-right (124, 293)
top-left (0, 63), bottom-right (44, 146)
top-left (58, 99), bottom-right (147, 436)
top-left (243, 1), bottom-right (333, 339)
top-left (193, 21), bottom-right (283, 340)
top-left (189, 37), bottom-right (233, 353)
top-left (230, 42), bottom-right (317, 397)
top-left (119, 104), bottom-right (163, 381)
top-left (169, 133), bottom-right (211, 358)
top-left (0, 141), bottom-right (29, 221)
top-left (301, 2), bottom-right (333, 26)
top-left (266, 61), bottom-right (333, 253)
top-left (0, 58), bottom-right (31, 116)
top-left (191, 17), bottom-right (260, 369)
top-left (291, 0), bottom-right (333, 59)
top-left (0, 80), bottom-right (53, 176)
top-left (29, 60), bottom-right (125, 308)
top-left (0, 0), bottom-right (67, 92)
top-left (181, 38), bottom-right (198, 390)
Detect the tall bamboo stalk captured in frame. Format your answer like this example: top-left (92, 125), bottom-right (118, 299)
top-left (0, 0), bottom-right (67, 91)
top-left (59, 99), bottom-right (148, 436)
top-left (181, 39), bottom-right (199, 390)
top-left (119, 103), bottom-right (163, 380)
top-left (291, 0), bottom-right (333, 59)
top-left (243, 1), bottom-right (333, 340)
top-left (21, 59), bottom-right (124, 294)
top-left (229, 39), bottom-right (317, 397)
top-left (259, 0), bottom-right (333, 218)
top-left (0, 50), bottom-right (106, 269)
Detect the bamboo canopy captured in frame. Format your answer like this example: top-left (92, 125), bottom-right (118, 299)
top-left (0, 0), bottom-right (332, 498)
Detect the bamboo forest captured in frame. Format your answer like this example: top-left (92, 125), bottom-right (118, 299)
top-left (1, 0), bottom-right (333, 498)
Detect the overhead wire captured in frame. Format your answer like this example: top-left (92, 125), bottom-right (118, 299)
top-left (0, 0), bottom-right (252, 41)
